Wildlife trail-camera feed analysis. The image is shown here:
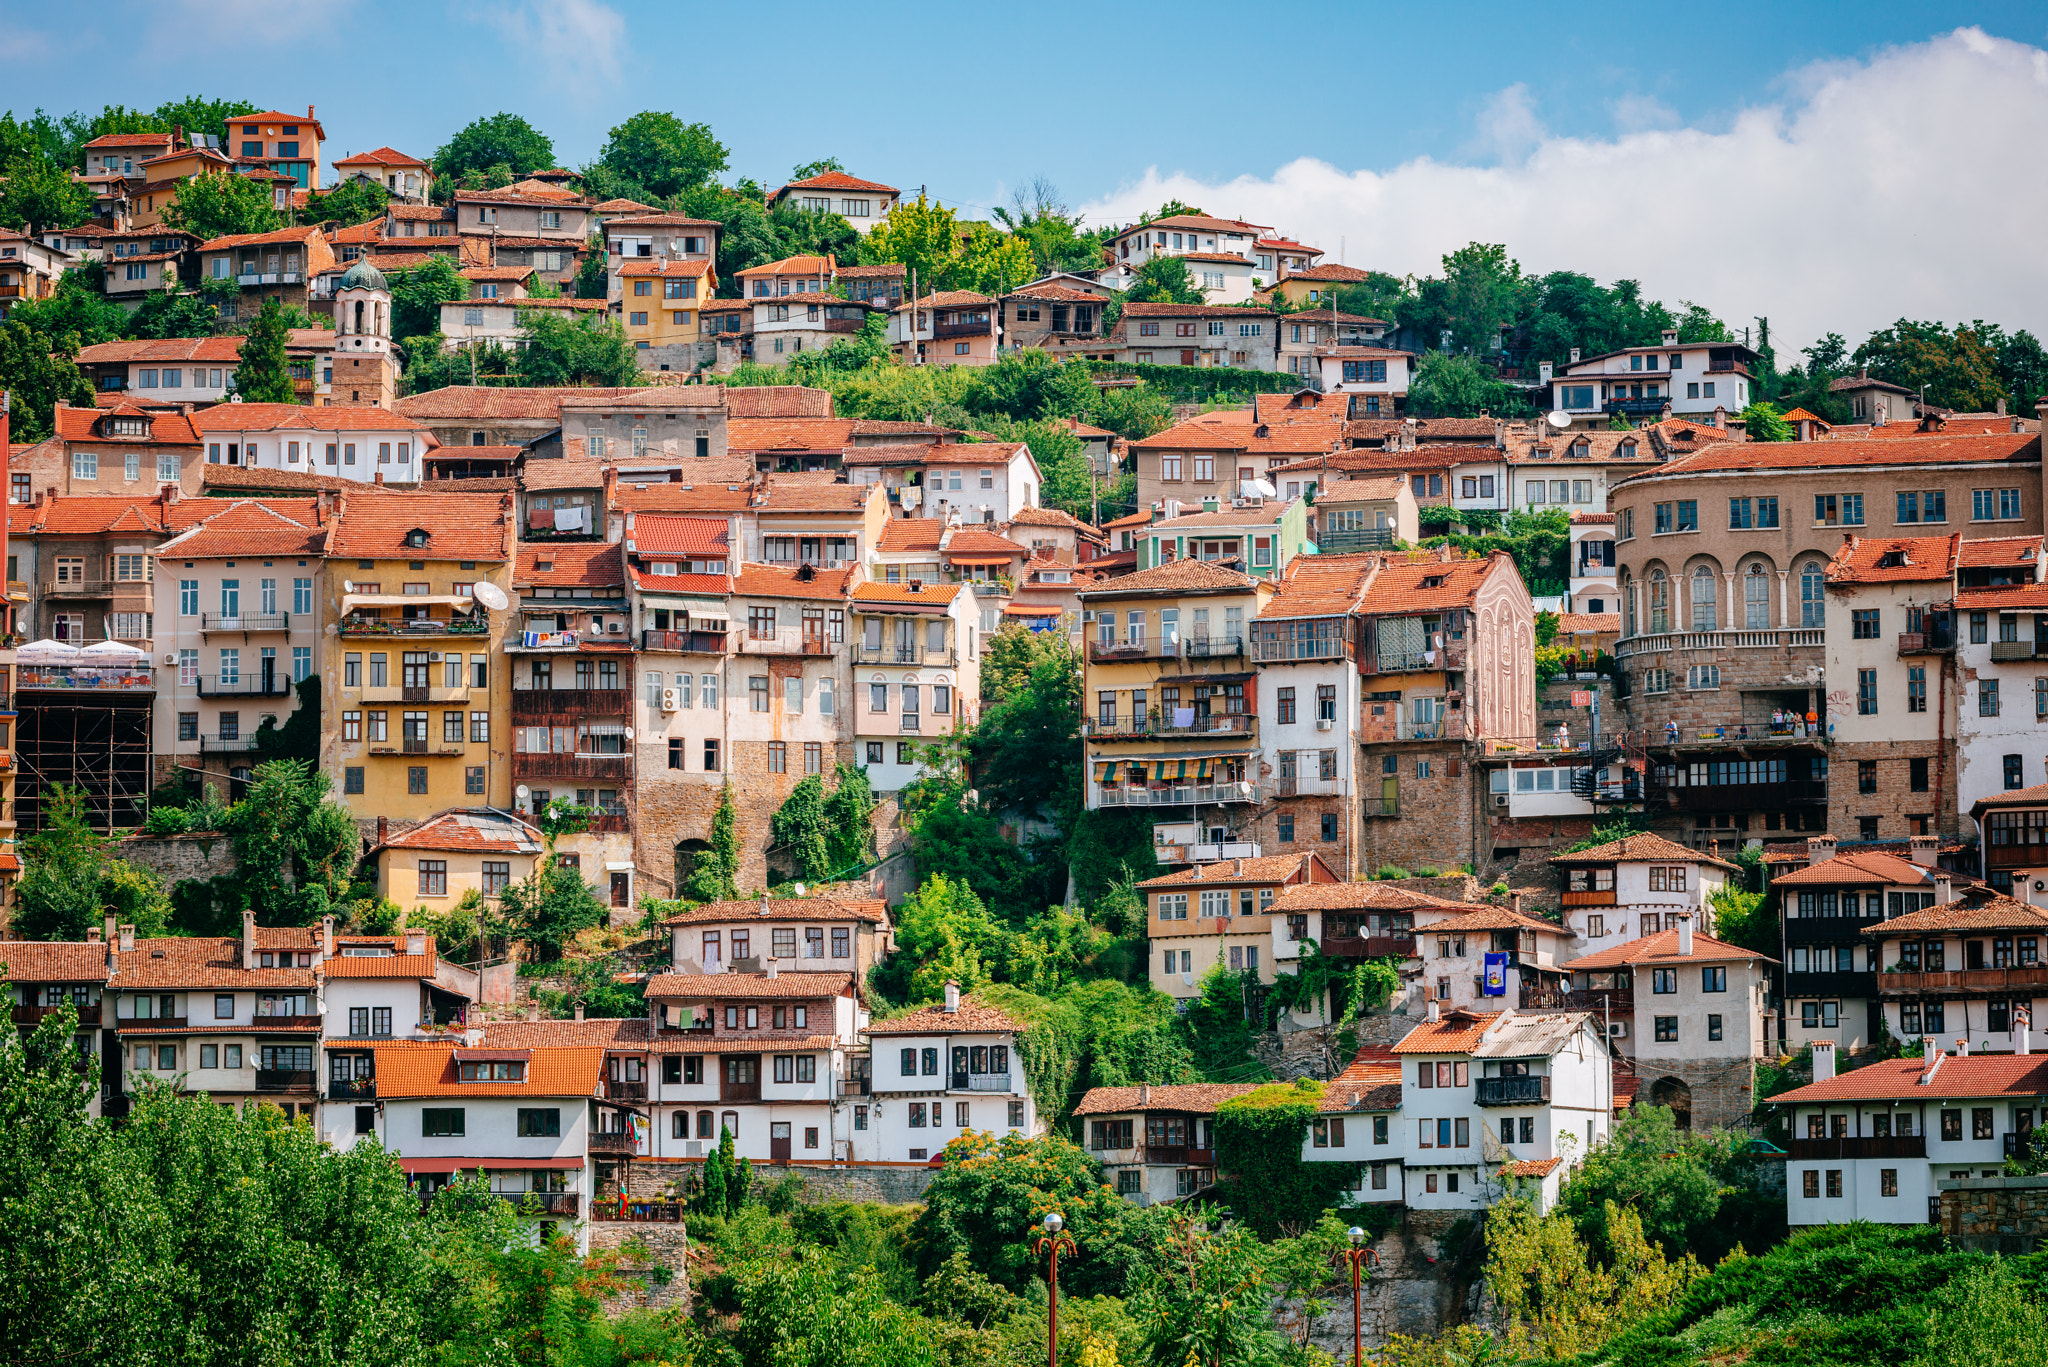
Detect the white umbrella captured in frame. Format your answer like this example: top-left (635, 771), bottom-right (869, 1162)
top-left (79, 640), bottom-right (147, 661)
top-left (15, 639), bottom-right (82, 664)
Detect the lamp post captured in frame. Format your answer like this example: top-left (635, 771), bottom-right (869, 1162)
top-left (1339, 1226), bottom-right (1380, 1367)
top-left (1036, 1211), bottom-right (1077, 1367)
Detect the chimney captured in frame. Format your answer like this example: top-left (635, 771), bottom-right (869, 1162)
top-left (1908, 835), bottom-right (1938, 868)
top-left (1510, 893), bottom-right (1523, 917)
top-left (758, 893), bottom-right (771, 917)
top-left (943, 980), bottom-right (961, 1014)
top-left (1811, 1040), bottom-right (1836, 1082)
top-left (1139, 1083), bottom-right (1151, 1105)
top-left (374, 471), bottom-right (384, 485)
top-left (1997, 397), bottom-right (2007, 417)
top-left (242, 908), bottom-right (257, 968)
top-left (1957, 1037), bottom-right (1971, 1056)
top-left (1568, 347), bottom-right (1581, 363)
top-left (649, 1000), bottom-right (664, 1032)
top-left (118, 924), bottom-right (135, 952)
top-left (104, 913), bottom-right (117, 944)
top-left (1806, 834), bottom-right (1837, 866)
top-left (1935, 875), bottom-right (1953, 905)
top-left (86, 926), bottom-right (101, 943)
top-left (307, 104), bottom-right (315, 119)
top-left (1661, 329), bottom-right (1679, 347)
top-left (1857, 366), bottom-right (1869, 380)
top-left (1918, 1035), bottom-right (1944, 1084)
top-left (2021, 1016), bottom-right (2032, 1057)
top-left (377, 815), bottom-right (389, 846)
top-left (321, 914), bottom-right (335, 956)
top-left (765, 960), bottom-right (778, 979)
top-left (1538, 361), bottom-right (1553, 385)
top-left (574, 1001), bottom-right (585, 1022)
top-left (406, 931), bottom-right (426, 955)
top-left (1676, 913), bottom-right (1694, 957)
top-left (526, 998), bottom-right (540, 1023)
top-left (1426, 998), bottom-right (1440, 1023)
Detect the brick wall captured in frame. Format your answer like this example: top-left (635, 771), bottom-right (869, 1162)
top-left (1357, 741), bottom-right (1475, 873)
top-left (1829, 738), bottom-right (1957, 840)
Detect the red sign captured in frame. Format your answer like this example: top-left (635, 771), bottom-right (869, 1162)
top-left (1571, 690), bottom-right (1592, 708)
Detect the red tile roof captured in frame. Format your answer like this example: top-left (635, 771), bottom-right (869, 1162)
top-left (1140, 853), bottom-right (1324, 888)
top-left (773, 171), bottom-right (898, 196)
top-left (1257, 552), bottom-right (1378, 619)
top-left (658, 896), bottom-right (886, 926)
top-left (1951, 583), bottom-right (2048, 611)
top-left (1551, 832), bottom-right (1740, 868)
top-left (1364, 553), bottom-right (1511, 613)
top-left (1071, 1083), bottom-right (1260, 1116)
top-left (1120, 301), bottom-right (1276, 320)
top-left (732, 563), bottom-right (856, 601)
top-left (629, 515), bottom-right (729, 558)
top-left (516, 542), bottom-right (624, 589)
top-left (643, 970), bottom-right (854, 999)
top-left (395, 386), bottom-right (642, 423)
top-left (1630, 432), bottom-right (2039, 481)
top-left (155, 498), bottom-right (326, 558)
top-left (195, 225), bottom-right (328, 252)
top-left (188, 403), bottom-right (433, 436)
top-left (866, 996), bottom-right (1023, 1036)
top-left (1770, 1053), bottom-right (2048, 1105)
top-left (1267, 882), bottom-right (1481, 914)
top-left (1858, 892), bottom-right (2048, 936)
top-left (852, 581), bottom-right (963, 605)
top-left (333, 146), bottom-right (428, 169)
top-left (328, 491), bottom-right (513, 561)
top-left (368, 1041), bottom-right (602, 1098)
top-left (113, 937), bottom-right (314, 989)
top-left (1277, 264), bottom-right (1373, 283)
top-left (0, 941), bottom-right (110, 982)
top-left (1391, 1010), bottom-right (1503, 1054)
top-left (1118, 213), bottom-right (1271, 236)
top-left (1824, 533), bottom-right (1960, 584)
top-left (1563, 928), bottom-right (1774, 969)
top-left (1076, 559), bottom-right (1260, 597)
top-left (613, 482), bottom-right (753, 515)
top-left (53, 403), bottom-right (199, 445)
top-left (76, 337), bottom-right (244, 365)
top-left (1773, 849), bottom-right (1949, 887)
top-left (1557, 612), bottom-right (1619, 633)
top-left (727, 417), bottom-right (856, 451)
top-left (1956, 534), bottom-right (2042, 568)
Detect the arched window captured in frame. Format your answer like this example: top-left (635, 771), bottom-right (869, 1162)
top-left (1744, 564), bottom-right (1770, 628)
top-left (1649, 571), bottom-right (1669, 634)
top-left (1691, 566), bottom-right (1718, 631)
top-left (721, 1110), bottom-right (740, 1140)
top-left (1800, 562), bottom-right (1825, 627)
top-left (673, 1111), bottom-right (688, 1139)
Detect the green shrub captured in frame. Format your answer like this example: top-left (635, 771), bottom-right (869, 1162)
top-left (1374, 865), bottom-right (1411, 880)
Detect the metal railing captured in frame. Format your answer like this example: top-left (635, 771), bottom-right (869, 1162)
top-left (950, 1072), bottom-right (1013, 1092)
top-left (589, 1131), bottom-right (636, 1152)
top-left (736, 631), bottom-right (833, 657)
top-left (1084, 712), bottom-right (1255, 738)
top-left (512, 753), bottom-right (631, 780)
top-left (1990, 640), bottom-right (2044, 662)
top-left (201, 613), bottom-right (290, 632)
top-left (328, 1077), bottom-right (376, 1100)
top-left (1097, 782), bottom-right (1260, 807)
top-left (512, 688), bottom-right (630, 717)
top-left (852, 646), bottom-right (955, 667)
top-left (197, 674), bottom-right (293, 697)
top-left (341, 616), bottom-right (490, 638)
top-left (254, 1069), bottom-right (316, 1093)
top-left (44, 579), bottom-right (118, 597)
top-left (640, 628), bottom-right (727, 654)
top-left (603, 1078), bottom-right (648, 1102)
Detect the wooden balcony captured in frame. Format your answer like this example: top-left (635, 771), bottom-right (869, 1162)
top-left (589, 1130), bottom-right (636, 1152)
top-left (512, 688), bottom-right (630, 719)
top-left (499, 1192), bottom-right (580, 1216)
top-left (117, 1016), bottom-right (187, 1031)
top-left (1322, 934), bottom-right (1417, 959)
top-left (603, 1078), bottom-right (648, 1102)
top-left (12, 1002), bottom-right (101, 1026)
top-left (1881, 966), bottom-right (2048, 995)
top-left (640, 628), bottom-right (727, 654)
top-left (1787, 1136), bottom-right (1926, 1160)
top-left (720, 1079), bottom-right (762, 1103)
top-left (1561, 889), bottom-right (1617, 907)
top-left (512, 753), bottom-right (631, 780)
top-left (1141, 1145), bottom-right (1217, 1167)
top-left (1476, 1076), bottom-right (1550, 1106)
top-left (255, 1069), bottom-right (316, 1093)
top-left (328, 1077), bottom-right (376, 1100)
top-left (252, 1014), bottom-right (322, 1031)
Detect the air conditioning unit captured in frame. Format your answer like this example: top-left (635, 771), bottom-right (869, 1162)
top-left (660, 688), bottom-right (680, 712)
top-left (163, 653), bottom-right (178, 666)
top-left (1082, 610), bottom-right (1096, 623)
top-left (1492, 794), bottom-right (1510, 809)
top-left (1607, 1021), bottom-right (1628, 1038)
top-left (1316, 718), bottom-right (1334, 731)
top-left (607, 622), bottom-right (623, 634)
top-left (685, 1141), bottom-right (703, 1157)
top-left (427, 651), bottom-right (442, 662)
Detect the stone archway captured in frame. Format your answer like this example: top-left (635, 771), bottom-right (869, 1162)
top-left (673, 838), bottom-right (711, 899)
top-left (1648, 1075), bottom-right (1694, 1130)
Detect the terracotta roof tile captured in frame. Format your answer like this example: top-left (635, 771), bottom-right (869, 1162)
top-left (188, 403), bottom-right (432, 436)
top-left (1956, 535), bottom-right (2042, 568)
top-left (1550, 832), bottom-right (1740, 869)
top-left (735, 254), bottom-right (835, 277)
top-left (154, 498), bottom-right (326, 558)
top-left (395, 386), bottom-right (642, 423)
top-left (1825, 533), bottom-right (1961, 584)
top-left (1070, 1083), bottom-right (1260, 1116)
top-left (1951, 583), bottom-right (2048, 611)
top-left (1770, 1053), bottom-right (2048, 1105)
top-left (479, 1017), bottom-right (653, 1048)
top-left (1390, 1010), bottom-right (1502, 1054)
top-left (613, 482), bottom-right (753, 515)
top-left (648, 1031), bottom-right (840, 1055)
top-left (660, 896), bottom-right (888, 927)
top-left (852, 581), bottom-right (963, 605)
top-left (1076, 559), bottom-right (1259, 597)
top-left (367, 1041), bottom-right (603, 1098)
top-left (516, 543), bottom-right (624, 590)
top-left (1277, 263), bottom-right (1372, 283)
top-left (731, 563), bottom-right (855, 601)
top-left (1773, 850), bottom-right (1951, 887)
top-left (643, 970), bottom-right (854, 999)
top-left (1118, 213), bottom-right (1271, 236)
top-left (76, 336), bottom-right (244, 365)
top-left (628, 515), bottom-right (729, 559)
top-left (727, 418), bottom-right (856, 451)
top-left (1630, 432), bottom-right (2039, 482)
top-left (1859, 891), bottom-right (2048, 936)
top-left (1120, 301), bottom-right (1276, 320)
top-left (328, 491), bottom-right (512, 561)
top-left (875, 519), bottom-right (948, 554)
top-left (1363, 554), bottom-right (1509, 614)
top-left (1565, 928), bottom-right (1773, 969)
top-left (0, 941), bottom-right (111, 982)
top-left (773, 171), bottom-right (898, 196)
top-left (1139, 854), bottom-right (1323, 888)
top-left (1267, 882), bottom-right (1479, 914)
top-left (1256, 552), bottom-right (1378, 619)
top-left (333, 146), bottom-right (429, 169)
top-left (112, 937), bottom-right (313, 989)
top-left (324, 949), bottom-right (443, 980)
top-left (753, 477), bottom-right (878, 513)
top-left (866, 996), bottom-right (1022, 1036)
top-left (1557, 612), bottom-right (1619, 633)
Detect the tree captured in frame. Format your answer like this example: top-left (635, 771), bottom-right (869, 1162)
top-left (992, 178), bottom-right (1110, 278)
top-left (230, 298), bottom-right (294, 403)
top-left (1406, 242), bottom-right (1526, 354)
top-left (1128, 1214), bottom-right (1294, 1367)
top-left (873, 873), bottom-right (1004, 1004)
top-left (684, 783), bottom-right (741, 901)
top-left (954, 223), bottom-right (1037, 295)
top-left (572, 244), bottom-right (609, 300)
top-left (385, 255), bottom-right (469, 343)
top-left (1409, 349), bottom-right (1516, 417)
top-left (821, 761), bottom-right (876, 870)
top-left (0, 150), bottom-right (91, 235)
top-left (597, 112), bottom-right (728, 200)
top-left (514, 308), bottom-right (643, 386)
top-left (1673, 301), bottom-right (1732, 344)
top-left (311, 177), bottom-right (389, 227)
top-left (433, 112), bottom-right (555, 182)
top-left (0, 316), bottom-right (95, 440)
top-left (125, 286), bottom-right (224, 340)
top-left (498, 859), bottom-right (608, 962)
top-left (1853, 319), bottom-right (2010, 413)
top-left (1738, 400), bottom-right (1792, 441)
top-left (1328, 272), bottom-right (1415, 325)
top-left (1179, 963), bottom-right (1265, 1080)
top-left (1140, 199), bottom-right (1206, 222)
top-left (861, 193), bottom-right (962, 294)
top-left (225, 760), bottom-right (358, 925)
top-left (14, 787), bottom-right (116, 940)
top-left (790, 157), bottom-right (844, 181)
top-left (160, 170), bottom-right (281, 241)
top-left (1121, 255), bottom-right (1204, 306)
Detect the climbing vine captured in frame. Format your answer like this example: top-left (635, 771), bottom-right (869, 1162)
top-left (684, 783), bottom-right (741, 901)
top-left (770, 775), bottom-right (831, 883)
top-left (1213, 1080), bottom-right (1364, 1236)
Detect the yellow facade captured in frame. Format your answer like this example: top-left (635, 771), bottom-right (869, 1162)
top-left (322, 556), bottom-right (516, 828)
top-left (620, 259), bottom-right (716, 350)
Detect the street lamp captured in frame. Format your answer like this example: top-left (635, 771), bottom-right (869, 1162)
top-left (1338, 1226), bottom-right (1380, 1367)
top-left (1035, 1212), bottom-right (1077, 1367)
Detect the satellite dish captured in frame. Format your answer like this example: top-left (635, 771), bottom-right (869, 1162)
top-left (341, 579), bottom-right (355, 593)
top-left (471, 581), bottom-right (510, 611)
top-left (1546, 411), bottom-right (1572, 431)
top-left (516, 785), bottom-right (530, 799)
top-left (792, 883), bottom-right (807, 898)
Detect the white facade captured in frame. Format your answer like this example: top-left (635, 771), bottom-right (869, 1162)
top-left (198, 417), bottom-right (433, 483)
top-left (1310, 349), bottom-right (1414, 402)
top-left (1570, 520), bottom-right (1618, 613)
top-left (153, 553), bottom-right (321, 778)
top-left (864, 1025), bottom-right (1035, 1162)
top-left (1951, 590), bottom-right (2048, 816)
top-left (851, 584), bottom-right (979, 793)
top-left (1541, 331), bottom-right (1755, 423)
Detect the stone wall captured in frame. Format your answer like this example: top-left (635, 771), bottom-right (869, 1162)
top-left (1630, 1056), bottom-right (1757, 1132)
top-left (114, 831), bottom-right (241, 885)
top-left (1828, 738), bottom-right (1958, 841)
top-left (618, 1157), bottom-right (937, 1206)
top-left (1357, 741), bottom-right (1477, 873)
top-left (1938, 1174), bottom-right (2048, 1253)
top-left (588, 1221), bottom-right (692, 1311)
top-left (1298, 1209), bottom-right (1490, 1354)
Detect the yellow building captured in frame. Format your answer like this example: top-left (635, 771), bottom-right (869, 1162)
top-left (369, 808), bottom-right (542, 910)
top-left (619, 257), bottom-right (717, 373)
top-left (322, 492), bottom-right (517, 834)
top-left (1077, 560), bottom-right (1274, 842)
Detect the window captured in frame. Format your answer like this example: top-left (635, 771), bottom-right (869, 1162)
top-left (517, 1108), bottom-right (561, 1137)
top-left (1655, 1016), bottom-right (1678, 1041)
top-left (1702, 966), bottom-right (1726, 992)
top-left (2006, 754), bottom-right (2026, 790)
top-left (1974, 488), bottom-right (2023, 521)
top-left (1858, 669), bottom-right (1878, 715)
top-left (1852, 609), bottom-right (1880, 639)
top-left (1909, 667), bottom-right (1926, 713)
top-left (1651, 968), bottom-right (1677, 994)
top-left (1981, 680), bottom-right (2000, 717)
top-left (418, 861), bottom-right (448, 896)
top-left (422, 1108), bottom-right (465, 1137)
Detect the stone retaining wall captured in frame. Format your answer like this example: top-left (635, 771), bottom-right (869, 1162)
top-left (619, 1157), bottom-right (937, 1206)
top-left (1939, 1173), bottom-right (2048, 1253)
top-left (114, 831), bottom-right (241, 885)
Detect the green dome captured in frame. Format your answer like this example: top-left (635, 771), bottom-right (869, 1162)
top-left (337, 259), bottom-right (388, 293)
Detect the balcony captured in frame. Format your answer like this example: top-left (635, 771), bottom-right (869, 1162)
top-left (199, 737), bottom-right (263, 756)
top-left (196, 674), bottom-right (294, 697)
top-left (364, 685), bottom-right (470, 705)
top-left (44, 579), bottom-right (117, 597)
top-left (950, 1072), bottom-right (1013, 1092)
top-left (593, 1199), bottom-right (685, 1223)
top-left (1880, 965), bottom-right (2048, 995)
top-left (512, 688), bottom-right (630, 719)
top-left (1475, 1076), bottom-right (1551, 1106)
top-left (1899, 629), bottom-right (1955, 656)
top-left (1787, 1136), bottom-right (1926, 1160)
top-left (1322, 934), bottom-right (1416, 959)
top-left (1663, 780), bottom-right (1827, 812)
top-left (512, 753), bottom-right (632, 780)
top-left (736, 631), bottom-right (833, 657)
top-left (1084, 712), bottom-right (1256, 739)
top-left (1096, 782), bottom-right (1260, 807)
top-left (590, 1130), bottom-right (636, 1152)
top-left (1180, 635), bottom-right (1244, 660)
top-left (1087, 639), bottom-right (1174, 663)
top-left (604, 1078), bottom-right (648, 1102)
top-left (498, 1192), bottom-right (581, 1217)
top-left (1274, 774), bottom-right (1340, 798)
top-left (720, 1079), bottom-right (762, 1103)
top-left (252, 1013), bottom-right (322, 1030)
top-left (1561, 889), bottom-right (1618, 908)
top-left (328, 1077), bottom-right (376, 1100)
top-left (1990, 640), bottom-right (2044, 662)
top-left (852, 646), bottom-right (956, 668)
top-left (1141, 1145), bottom-right (1217, 1167)
top-left (899, 714), bottom-right (923, 733)
top-left (1603, 397), bottom-right (1671, 416)
top-left (1616, 629), bottom-right (1825, 659)
top-left (1251, 632), bottom-right (1349, 663)
top-left (254, 1069), bottom-right (316, 1093)
top-left (640, 628), bottom-right (727, 654)
top-left (12, 1002), bottom-right (102, 1026)
top-left (2006, 1132), bottom-right (2038, 1160)
top-left (934, 320), bottom-right (992, 339)
top-left (1362, 795), bottom-right (1400, 817)
top-left (340, 615), bottom-right (490, 639)
top-left (1546, 988), bottom-right (1634, 1015)
top-left (118, 1016), bottom-right (187, 1030)
top-left (201, 613), bottom-right (290, 633)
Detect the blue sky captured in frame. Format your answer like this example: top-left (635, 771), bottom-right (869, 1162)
top-left (7, 3), bottom-right (2047, 344)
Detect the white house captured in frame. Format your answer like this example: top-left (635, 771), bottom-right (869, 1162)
top-left (322, 929), bottom-right (475, 1044)
top-left (1539, 330), bottom-right (1761, 427)
top-left (1773, 1041), bottom-right (2047, 1230)
top-left (860, 987), bottom-right (1039, 1163)
top-left (1309, 347), bottom-right (1413, 408)
top-left (1570, 513), bottom-right (1618, 613)
top-left (188, 403), bottom-right (439, 484)
top-left (1548, 833), bottom-right (1736, 953)
top-left (1951, 579), bottom-right (2048, 818)
top-left (1304, 1006), bottom-right (1613, 1214)
top-left (1102, 214), bottom-right (1277, 303)
top-left (1073, 1082), bottom-right (1257, 1206)
top-left (1305, 1049), bottom-right (1408, 1207)
top-left (1861, 885), bottom-right (2048, 1058)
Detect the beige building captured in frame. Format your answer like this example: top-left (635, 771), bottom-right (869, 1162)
top-left (370, 808), bottom-right (543, 911)
top-left (1141, 852), bottom-right (1340, 1004)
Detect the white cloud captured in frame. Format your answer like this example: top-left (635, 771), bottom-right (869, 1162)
top-left (477, 0), bottom-right (626, 95)
top-left (1609, 92), bottom-right (1678, 133)
top-left (1080, 29), bottom-right (2048, 351)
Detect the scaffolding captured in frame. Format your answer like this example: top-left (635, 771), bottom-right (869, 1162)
top-left (17, 692), bottom-right (155, 832)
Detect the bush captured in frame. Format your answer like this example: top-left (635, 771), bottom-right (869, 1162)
top-left (1374, 865), bottom-right (1411, 880)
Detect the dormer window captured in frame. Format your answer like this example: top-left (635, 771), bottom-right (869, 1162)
top-left (1421, 575), bottom-right (1447, 589)
top-left (1618, 440), bottom-right (1638, 459)
top-left (108, 417), bottom-right (147, 437)
top-left (1878, 551), bottom-right (1911, 569)
top-left (405, 528), bottom-right (430, 548)
top-left (458, 1060), bottom-right (525, 1081)
top-left (340, 945), bottom-right (393, 957)
top-left (1569, 440), bottom-right (1590, 459)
